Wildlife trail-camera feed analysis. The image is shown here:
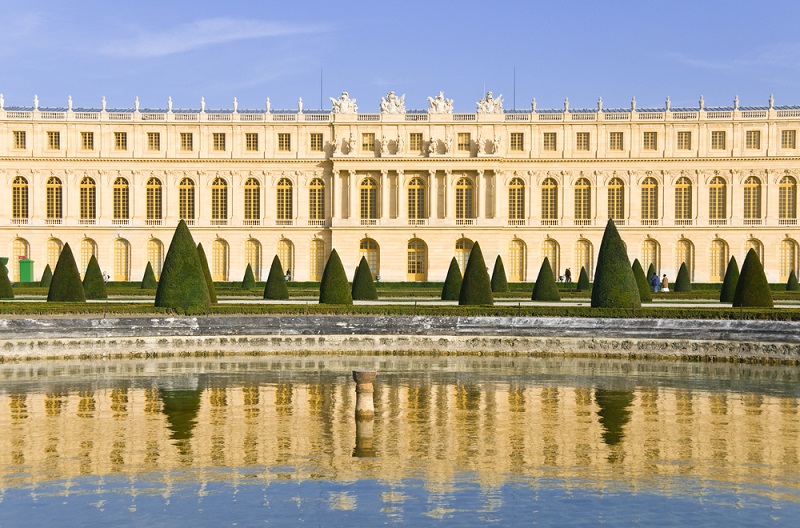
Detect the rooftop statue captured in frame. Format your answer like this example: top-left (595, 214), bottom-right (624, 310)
top-left (476, 91), bottom-right (503, 114)
top-left (380, 91), bottom-right (405, 114)
top-left (102, 96), bottom-right (107, 111)
top-left (0, 93), bottom-right (4, 110)
top-left (233, 97), bottom-right (238, 112)
top-left (428, 91), bottom-right (453, 114)
top-left (298, 97), bottom-right (303, 113)
top-left (331, 91), bottom-right (358, 114)
top-left (168, 96), bottom-right (173, 112)
top-left (68, 96), bottom-right (73, 111)
top-left (200, 97), bottom-right (205, 112)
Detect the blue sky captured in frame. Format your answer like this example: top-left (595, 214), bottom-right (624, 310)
top-left (2, 0), bottom-right (800, 112)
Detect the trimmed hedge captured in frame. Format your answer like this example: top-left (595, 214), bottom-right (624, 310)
top-left (646, 263), bottom-right (657, 283)
top-left (491, 256), bottom-right (509, 293)
top-left (154, 220), bottom-right (210, 312)
top-left (196, 243), bottom-right (218, 304)
top-left (720, 256), bottom-right (739, 303)
top-left (0, 258), bottom-right (13, 299)
top-left (459, 241), bottom-right (494, 306)
top-left (40, 264), bottom-right (53, 288)
top-left (591, 220), bottom-right (641, 309)
top-left (47, 242), bottom-right (86, 303)
top-left (733, 248), bottom-right (774, 308)
top-left (141, 262), bottom-right (158, 289)
top-left (242, 263), bottom-right (256, 290)
top-left (441, 258), bottom-right (463, 300)
top-left (674, 262), bottom-right (692, 292)
top-left (319, 249), bottom-right (352, 305)
top-left (787, 270), bottom-right (799, 291)
top-left (263, 256), bottom-right (289, 300)
top-left (82, 255), bottom-right (108, 300)
top-left (531, 257), bottom-right (561, 301)
top-left (352, 256), bottom-right (378, 300)
top-left (631, 259), bottom-right (652, 302)
top-left (576, 266), bottom-right (590, 292)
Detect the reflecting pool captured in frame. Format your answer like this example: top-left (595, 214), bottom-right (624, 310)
top-left (1, 355), bottom-right (799, 526)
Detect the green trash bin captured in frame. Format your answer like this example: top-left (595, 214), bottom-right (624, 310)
top-left (19, 258), bottom-right (34, 283)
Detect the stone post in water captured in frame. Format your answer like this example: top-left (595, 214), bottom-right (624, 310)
top-left (352, 370), bottom-right (377, 457)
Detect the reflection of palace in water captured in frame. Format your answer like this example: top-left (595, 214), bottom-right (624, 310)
top-left (1, 358), bottom-right (799, 503)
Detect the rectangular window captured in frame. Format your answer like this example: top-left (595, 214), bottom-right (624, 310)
top-left (246, 132), bottom-right (259, 152)
top-left (180, 132), bottom-right (193, 152)
top-left (782, 130), bottom-right (797, 149)
top-left (576, 132), bottom-right (590, 151)
top-left (278, 133), bottom-right (291, 151)
top-left (510, 132), bottom-right (524, 151)
top-left (362, 133), bottom-right (375, 151)
top-left (47, 131), bottom-right (60, 150)
top-left (309, 133), bottom-right (323, 152)
top-left (608, 132), bottom-right (623, 151)
top-left (81, 132), bottom-right (94, 151)
top-left (677, 131), bottom-right (692, 150)
top-left (543, 132), bottom-right (557, 151)
top-left (711, 131), bottom-right (726, 150)
top-left (114, 132), bottom-right (127, 151)
top-left (409, 133), bottom-right (423, 151)
top-left (642, 131), bottom-right (657, 150)
top-left (13, 131), bottom-right (26, 149)
top-left (745, 130), bottom-right (761, 149)
top-left (457, 132), bottom-right (471, 151)
top-left (147, 132), bottom-right (161, 151)
top-left (212, 132), bottom-right (226, 152)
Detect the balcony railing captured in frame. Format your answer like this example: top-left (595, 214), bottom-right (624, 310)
top-left (80, 218), bottom-right (97, 225)
top-left (360, 219), bottom-right (378, 226)
top-left (146, 219), bottom-right (163, 226)
top-left (743, 218), bottom-right (762, 226)
top-left (456, 219), bottom-right (475, 226)
top-left (275, 219), bottom-right (294, 226)
top-left (508, 219), bottom-right (526, 226)
top-left (11, 218), bottom-right (29, 225)
top-left (210, 219), bottom-right (228, 226)
top-left (574, 219), bottom-right (592, 226)
top-left (112, 219), bottom-right (129, 226)
top-left (45, 218), bottom-right (62, 225)
top-left (641, 219), bottom-right (660, 226)
top-left (242, 219), bottom-right (261, 226)
top-left (674, 219), bottom-right (694, 226)
top-left (779, 218), bottom-right (798, 226)
top-left (540, 219), bottom-right (559, 226)
top-left (408, 219), bottom-right (428, 226)
top-left (709, 219), bottom-right (727, 226)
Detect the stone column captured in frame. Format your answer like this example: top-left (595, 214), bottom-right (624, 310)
top-left (445, 170), bottom-right (453, 220)
top-left (330, 170), bottom-right (338, 220)
top-left (429, 170), bottom-right (437, 220)
top-left (353, 370), bottom-right (375, 419)
top-left (397, 170), bottom-right (406, 221)
top-left (475, 170), bottom-right (483, 220)
top-left (380, 169), bottom-right (388, 221)
top-left (349, 170), bottom-right (358, 220)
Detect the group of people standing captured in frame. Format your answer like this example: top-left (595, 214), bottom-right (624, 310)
top-left (650, 273), bottom-right (669, 293)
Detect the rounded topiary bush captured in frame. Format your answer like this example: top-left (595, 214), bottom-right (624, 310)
top-left (490, 255), bottom-right (509, 293)
top-left (352, 256), bottom-right (378, 300)
top-left (319, 249), bottom-right (352, 304)
top-left (47, 242), bottom-right (86, 303)
top-left (82, 254), bottom-right (108, 299)
top-left (787, 270), bottom-right (799, 291)
top-left (631, 259), bottom-right (652, 302)
top-left (719, 256), bottom-right (739, 303)
top-left (242, 263), bottom-right (256, 290)
top-left (154, 220), bottom-right (210, 312)
top-left (441, 257), bottom-right (462, 301)
top-left (196, 243), bottom-right (217, 304)
top-left (674, 262), bottom-right (692, 292)
top-left (0, 258), bottom-right (14, 299)
top-left (733, 248), bottom-right (773, 308)
top-left (591, 220), bottom-right (641, 309)
top-left (141, 262), bottom-right (158, 289)
top-left (264, 255), bottom-right (289, 300)
top-left (531, 257), bottom-right (560, 302)
top-left (646, 263), bottom-right (657, 284)
top-left (459, 241), bottom-right (493, 306)
top-left (40, 264), bottom-right (53, 288)
top-left (576, 266), bottom-right (590, 292)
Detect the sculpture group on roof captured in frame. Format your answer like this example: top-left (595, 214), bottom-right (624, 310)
top-left (427, 91), bottom-right (454, 114)
top-left (476, 91), bottom-right (503, 114)
top-left (380, 91), bottom-right (405, 114)
top-left (331, 91), bottom-right (358, 114)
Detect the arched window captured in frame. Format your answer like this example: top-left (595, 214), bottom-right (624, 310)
top-left (455, 177), bottom-right (474, 220)
top-left (574, 177), bottom-right (591, 223)
top-left (359, 238), bottom-right (379, 278)
top-left (277, 177), bottom-right (293, 222)
top-left (780, 239), bottom-right (798, 281)
top-left (709, 176), bottom-right (726, 222)
top-left (46, 238), bottom-right (62, 272)
top-left (607, 177), bottom-right (625, 222)
top-left (12, 176), bottom-right (28, 221)
top-left (542, 239), bottom-right (559, 279)
top-left (541, 178), bottom-right (558, 222)
top-left (641, 177), bottom-right (659, 223)
top-left (674, 176), bottom-right (692, 222)
top-left (310, 239), bottom-right (325, 281)
top-left (80, 238), bottom-right (98, 275)
top-left (113, 177), bottom-right (129, 222)
top-left (408, 177), bottom-right (426, 220)
top-left (360, 177), bottom-right (378, 220)
top-left (211, 177), bottom-right (228, 224)
top-left (455, 238), bottom-right (473, 273)
top-left (179, 177), bottom-right (195, 221)
top-left (12, 238), bottom-right (29, 282)
top-left (710, 239), bottom-right (729, 282)
top-left (509, 239), bottom-right (526, 281)
top-left (278, 239), bottom-right (294, 276)
top-left (743, 176), bottom-right (761, 222)
top-left (146, 239), bottom-right (164, 278)
top-left (676, 239), bottom-right (694, 281)
top-left (575, 239), bottom-right (593, 280)
top-left (508, 177), bottom-right (525, 222)
top-left (80, 176), bottom-right (96, 222)
top-left (244, 239), bottom-right (262, 280)
top-left (46, 176), bottom-right (63, 221)
top-left (746, 238), bottom-right (763, 263)
top-left (242, 177), bottom-right (260, 224)
top-left (309, 178), bottom-right (325, 221)
top-left (146, 177), bottom-right (162, 223)
top-left (642, 239), bottom-right (660, 275)
top-left (407, 239), bottom-right (427, 281)
top-left (212, 239), bottom-right (229, 281)
top-left (114, 238), bottom-right (130, 281)
top-left (780, 175), bottom-right (797, 223)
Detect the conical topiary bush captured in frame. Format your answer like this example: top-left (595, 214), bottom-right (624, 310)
top-left (82, 255), bottom-right (108, 300)
top-left (141, 262), bottom-right (158, 289)
top-left (576, 266), bottom-right (590, 292)
top-left (154, 220), bottom-right (210, 311)
top-left (40, 264), bottom-right (53, 288)
top-left (491, 255), bottom-right (509, 293)
top-left (733, 248), bottom-right (773, 308)
top-left (674, 262), bottom-right (692, 292)
top-left (441, 257), bottom-right (462, 301)
top-left (459, 241), bottom-right (493, 306)
top-left (47, 242), bottom-right (86, 303)
top-left (591, 219), bottom-right (641, 309)
top-left (646, 263), bottom-right (657, 283)
top-left (242, 263), bottom-right (256, 290)
top-left (531, 257), bottom-right (560, 302)
top-left (196, 243), bottom-right (217, 304)
top-left (319, 249), bottom-right (352, 305)
top-left (0, 258), bottom-right (14, 299)
top-left (263, 255), bottom-right (289, 300)
top-left (787, 270), bottom-right (799, 291)
top-left (719, 256), bottom-right (739, 303)
top-left (631, 259), bottom-right (652, 302)
top-left (352, 256), bottom-right (378, 300)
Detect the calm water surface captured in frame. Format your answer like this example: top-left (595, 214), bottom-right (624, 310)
top-left (1, 355), bottom-right (799, 526)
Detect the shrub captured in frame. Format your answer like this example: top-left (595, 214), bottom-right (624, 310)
top-left (531, 257), bottom-right (560, 301)
top-left (459, 241), bottom-right (493, 305)
top-left (319, 249), bottom-right (352, 305)
top-left (0, 258), bottom-right (13, 299)
top-left (719, 256), bottom-right (739, 303)
top-left (441, 257), bottom-right (462, 300)
top-left (491, 256), bottom-right (509, 293)
top-left (733, 248), bottom-right (774, 308)
top-left (352, 256), bottom-right (378, 300)
top-left (631, 259), bottom-right (652, 302)
top-left (674, 262), bottom-right (692, 292)
top-left (646, 263), bottom-right (657, 283)
top-left (141, 262), bottom-right (158, 289)
top-left (40, 264), bottom-right (53, 288)
top-left (591, 219), bottom-right (641, 309)
top-left (787, 270), bottom-right (800, 291)
top-left (242, 263), bottom-right (256, 290)
top-left (264, 256), bottom-right (290, 300)
top-left (154, 220), bottom-right (210, 311)
top-left (47, 242), bottom-right (86, 303)
top-left (196, 243), bottom-right (217, 304)
top-left (82, 255), bottom-right (108, 300)
top-left (576, 266), bottom-right (590, 292)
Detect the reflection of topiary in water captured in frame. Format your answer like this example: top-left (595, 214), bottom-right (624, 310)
top-left (631, 259), bottom-right (652, 302)
top-left (490, 255), bottom-right (509, 293)
top-left (48, 243), bottom-right (86, 303)
top-left (719, 256), bottom-right (739, 303)
top-left (459, 241), bottom-right (493, 306)
top-left (82, 255), bottom-right (108, 300)
top-left (674, 262), bottom-right (692, 292)
top-left (733, 248), bottom-right (773, 308)
top-left (595, 389), bottom-right (635, 446)
top-left (441, 257), bottom-right (462, 301)
top-left (531, 257), bottom-right (560, 302)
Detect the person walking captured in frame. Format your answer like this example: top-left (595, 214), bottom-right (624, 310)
top-left (650, 273), bottom-right (659, 293)
top-left (564, 268), bottom-right (572, 283)
top-left (660, 274), bottom-right (670, 293)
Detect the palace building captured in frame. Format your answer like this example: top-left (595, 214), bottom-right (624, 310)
top-left (1, 90), bottom-right (798, 283)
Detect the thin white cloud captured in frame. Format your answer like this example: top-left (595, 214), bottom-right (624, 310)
top-left (101, 18), bottom-right (326, 58)
top-left (667, 43), bottom-right (800, 72)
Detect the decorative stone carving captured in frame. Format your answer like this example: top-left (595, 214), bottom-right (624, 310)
top-left (380, 91), bottom-right (405, 114)
top-left (101, 96), bottom-right (106, 111)
top-left (331, 135), bottom-right (340, 155)
top-left (331, 91), bottom-right (358, 114)
top-left (563, 97), bottom-right (569, 113)
top-left (477, 91), bottom-right (503, 114)
top-left (665, 96), bottom-right (671, 111)
top-left (427, 91), bottom-right (453, 114)
top-left (492, 136), bottom-right (501, 154)
top-left (233, 97), bottom-right (238, 113)
top-left (298, 97), bottom-right (303, 113)
top-left (265, 97), bottom-right (270, 113)
top-left (168, 97), bottom-right (173, 112)
top-left (531, 98), bottom-right (536, 112)
top-left (380, 136), bottom-right (389, 155)
top-left (347, 133), bottom-right (357, 154)
top-left (631, 96), bottom-right (636, 112)
top-left (67, 96), bottom-right (73, 111)
top-left (396, 136), bottom-right (405, 154)
top-left (444, 136), bottom-right (452, 154)
top-left (428, 138), bottom-right (437, 155)
top-left (200, 97), bottom-right (205, 112)
top-left (134, 96), bottom-right (139, 112)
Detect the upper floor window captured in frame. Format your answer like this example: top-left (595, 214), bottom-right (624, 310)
top-left (246, 132), bottom-right (259, 151)
top-left (642, 131), bottom-right (657, 151)
top-left (244, 177), bottom-right (260, 221)
top-left (677, 131), bottom-right (692, 150)
top-left (709, 176), bottom-right (726, 220)
top-left (46, 176), bottom-right (63, 219)
top-left (542, 132), bottom-right (557, 151)
top-left (213, 132), bottom-right (226, 152)
top-left (12, 176), bottom-right (28, 219)
top-left (360, 177), bottom-right (378, 219)
top-left (408, 177), bottom-right (426, 220)
top-left (711, 131), bottom-right (726, 150)
top-left (743, 176), bottom-right (761, 220)
top-left (541, 178), bottom-right (558, 220)
top-left (457, 133), bottom-right (470, 151)
top-left (779, 175), bottom-right (797, 220)
top-left (81, 131), bottom-right (94, 150)
top-left (179, 178), bottom-right (195, 220)
top-left (362, 133), bottom-right (375, 152)
top-left (510, 132), bottom-right (524, 151)
top-left (47, 131), bottom-right (60, 150)
top-left (211, 177), bottom-right (228, 221)
top-left (455, 177), bottom-right (474, 219)
top-left (409, 133), bottom-right (423, 151)
top-left (608, 177), bottom-right (624, 220)
top-left (674, 176), bottom-right (692, 220)
top-left (80, 176), bottom-right (97, 220)
top-left (575, 132), bottom-right (590, 151)
top-left (782, 130), bottom-right (797, 149)
top-left (574, 178), bottom-right (591, 220)
top-left (608, 132), bottom-right (623, 151)
top-left (147, 132), bottom-right (161, 151)
top-left (180, 132), bottom-right (193, 152)
top-left (13, 131), bottom-right (26, 149)
top-left (745, 130), bottom-right (761, 149)
top-left (114, 132), bottom-right (127, 151)
top-left (508, 178), bottom-right (525, 220)
top-left (641, 177), bottom-right (659, 221)
top-left (277, 177), bottom-right (293, 221)
top-left (309, 133), bottom-right (323, 152)
top-left (309, 178), bottom-right (325, 220)
top-left (113, 177), bottom-right (129, 220)
top-left (278, 133), bottom-right (291, 152)
top-left (146, 177), bottom-right (162, 221)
